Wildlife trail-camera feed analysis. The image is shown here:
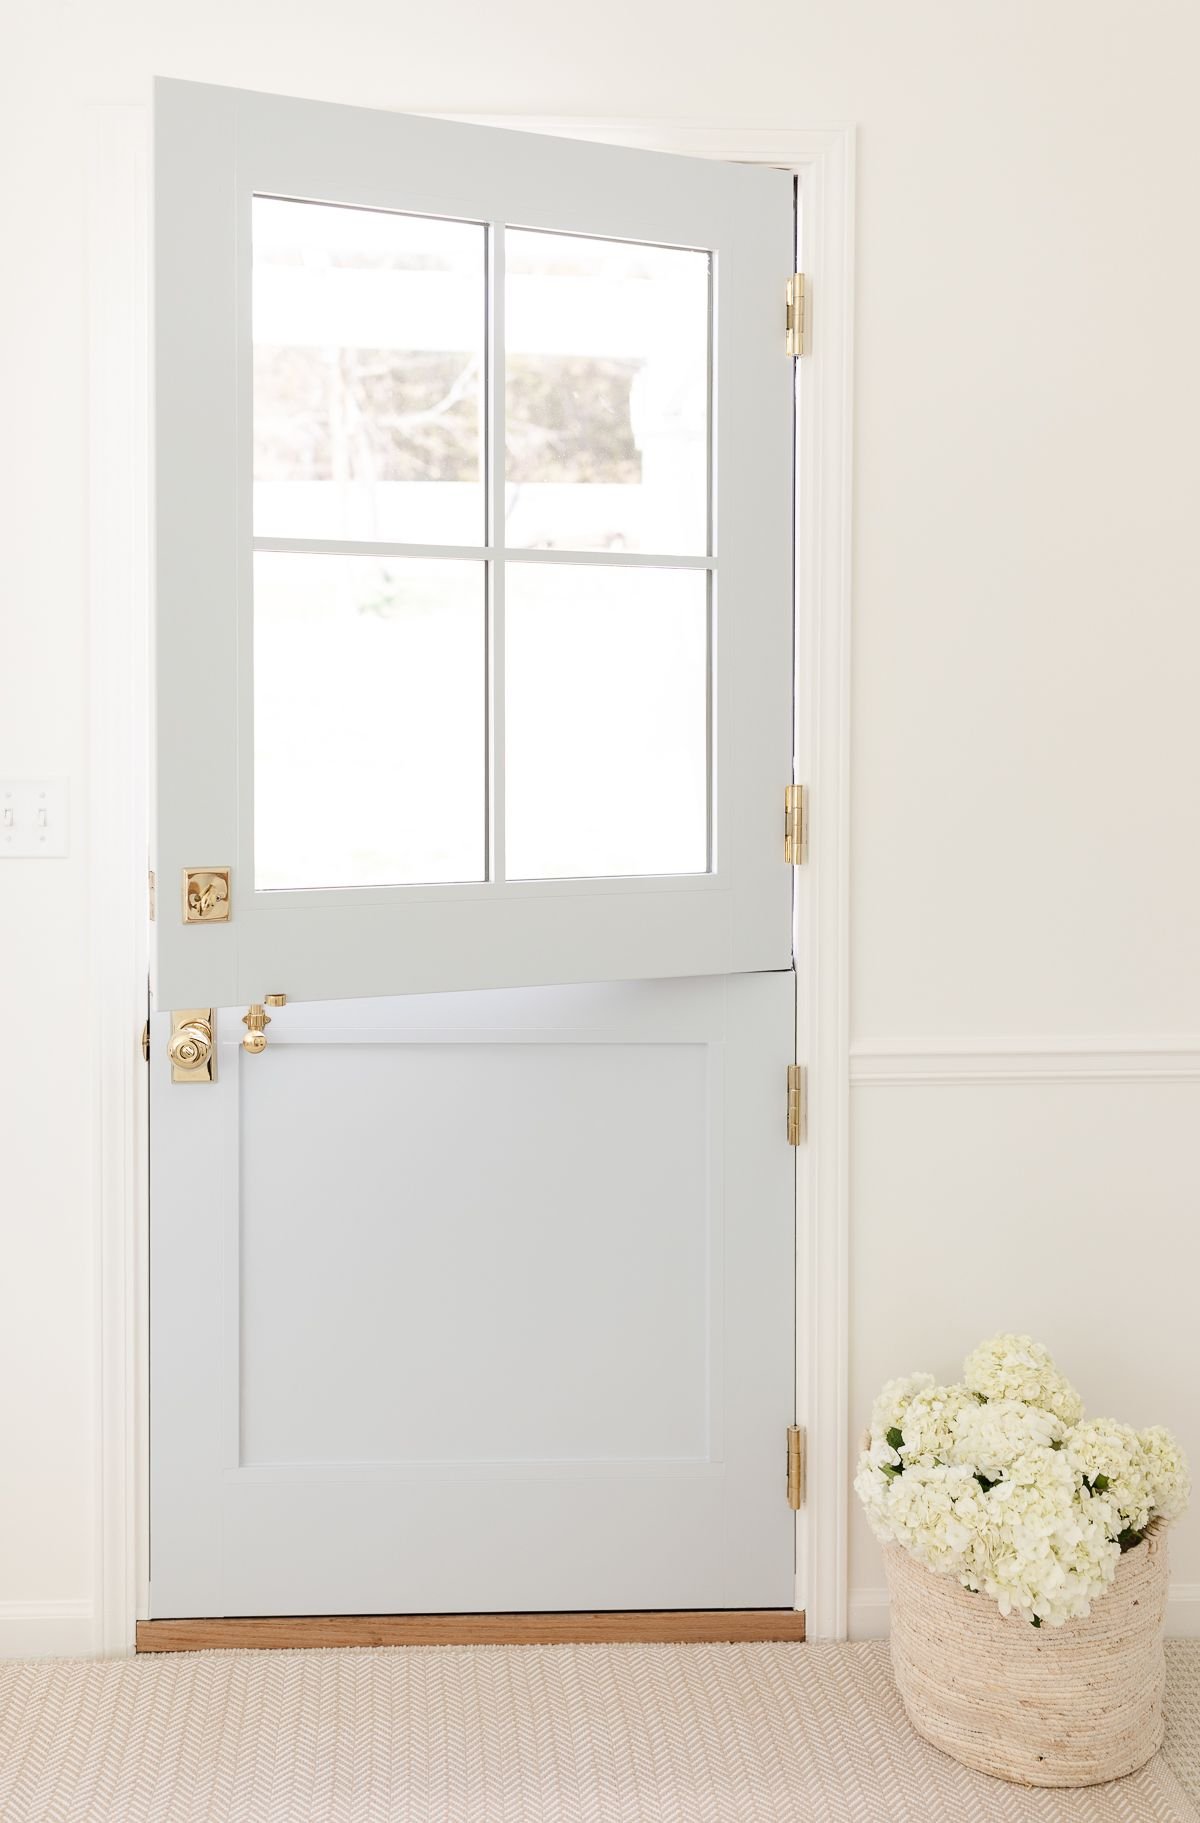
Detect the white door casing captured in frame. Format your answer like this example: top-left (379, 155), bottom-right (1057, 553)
top-left (153, 80), bottom-right (795, 1009)
top-left (149, 973), bottom-right (797, 1616)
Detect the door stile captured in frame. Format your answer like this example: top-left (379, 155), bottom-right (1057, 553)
top-left (486, 221), bottom-right (506, 884)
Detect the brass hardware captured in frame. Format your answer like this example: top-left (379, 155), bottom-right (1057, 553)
top-left (787, 1425), bottom-right (806, 1510)
top-left (182, 867), bottom-right (231, 923)
top-left (785, 272), bottom-right (807, 357)
top-left (787, 1063), bottom-right (806, 1146)
top-left (784, 783), bottom-right (808, 864)
top-left (148, 869), bottom-right (156, 921)
top-left (140, 1020), bottom-right (150, 1063)
top-left (242, 1003), bottom-right (271, 1053)
top-left (243, 994), bottom-right (287, 1052)
top-left (168, 1009), bottom-right (215, 1083)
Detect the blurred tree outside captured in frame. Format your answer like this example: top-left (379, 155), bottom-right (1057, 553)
top-left (253, 347), bottom-right (642, 487)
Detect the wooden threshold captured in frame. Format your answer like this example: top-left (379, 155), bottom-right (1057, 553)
top-left (136, 1609), bottom-right (807, 1653)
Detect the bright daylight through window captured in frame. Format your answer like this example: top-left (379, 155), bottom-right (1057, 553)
top-left (251, 196), bottom-right (712, 891)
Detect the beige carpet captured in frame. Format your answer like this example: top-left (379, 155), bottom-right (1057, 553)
top-left (0, 1640), bottom-right (1196, 1822)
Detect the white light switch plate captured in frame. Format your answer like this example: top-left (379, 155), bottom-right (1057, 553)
top-left (0, 779), bottom-right (70, 857)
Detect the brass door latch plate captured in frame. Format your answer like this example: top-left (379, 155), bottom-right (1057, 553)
top-left (182, 868), bottom-right (231, 922)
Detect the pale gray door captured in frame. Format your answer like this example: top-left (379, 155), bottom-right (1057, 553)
top-left (150, 80), bottom-right (798, 1618)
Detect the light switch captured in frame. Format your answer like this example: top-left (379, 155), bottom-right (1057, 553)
top-left (0, 780), bottom-right (69, 857)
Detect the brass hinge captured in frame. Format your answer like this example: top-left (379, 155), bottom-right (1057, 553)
top-left (785, 273), bottom-right (807, 357)
top-left (140, 1020), bottom-right (150, 1063)
top-left (148, 869), bottom-right (156, 921)
top-left (784, 783), bottom-right (808, 864)
top-left (787, 1063), bottom-right (806, 1146)
top-left (787, 1425), bottom-right (806, 1509)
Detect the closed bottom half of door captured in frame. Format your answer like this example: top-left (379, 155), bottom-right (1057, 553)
top-left (148, 970), bottom-right (796, 1617)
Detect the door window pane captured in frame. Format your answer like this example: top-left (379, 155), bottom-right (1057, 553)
top-left (254, 554), bottom-right (485, 889)
top-left (505, 232), bottom-right (710, 556)
top-left (505, 565), bottom-right (708, 880)
top-left (253, 198), bottom-right (485, 544)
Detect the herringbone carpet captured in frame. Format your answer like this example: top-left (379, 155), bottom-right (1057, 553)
top-left (0, 1640), bottom-right (1196, 1822)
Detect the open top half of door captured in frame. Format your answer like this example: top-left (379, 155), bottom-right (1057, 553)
top-left (152, 79), bottom-right (795, 1008)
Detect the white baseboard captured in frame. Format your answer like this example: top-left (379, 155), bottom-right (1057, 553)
top-left (1166, 1585), bottom-right (1200, 1638)
top-left (847, 1587), bottom-right (891, 1641)
top-left (849, 1584), bottom-right (1200, 1642)
top-left (0, 1600), bottom-right (95, 1659)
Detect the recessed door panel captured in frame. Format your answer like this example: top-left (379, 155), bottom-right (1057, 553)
top-left (239, 1041), bottom-right (712, 1466)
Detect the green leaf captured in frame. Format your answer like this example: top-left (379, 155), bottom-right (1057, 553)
top-left (1093, 1473), bottom-right (1109, 1492)
top-left (1117, 1527), bottom-right (1144, 1553)
top-left (975, 1473), bottom-right (998, 1492)
top-left (886, 1428), bottom-right (904, 1453)
top-left (880, 1462), bottom-right (901, 1479)
top-left (1031, 1615), bottom-right (1043, 1629)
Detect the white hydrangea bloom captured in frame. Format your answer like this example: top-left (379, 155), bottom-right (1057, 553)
top-left (864, 1435), bottom-right (902, 1477)
top-left (853, 1446), bottom-right (900, 1542)
top-left (897, 1383), bottom-right (978, 1466)
top-left (962, 1333), bottom-right (1083, 1425)
top-left (966, 1447), bottom-right (1119, 1626)
top-left (885, 1462), bottom-right (985, 1575)
top-left (1066, 1419), bottom-right (1156, 1535)
top-left (950, 1398), bottom-right (1065, 1480)
top-left (869, 1373), bottom-right (934, 1444)
top-left (1140, 1427), bottom-right (1191, 1522)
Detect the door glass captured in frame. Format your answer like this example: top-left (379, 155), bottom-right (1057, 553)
top-left (251, 205), bottom-right (715, 895)
top-left (254, 553), bottom-right (485, 889)
top-left (505, 565), bottom-right (709, 880)
top-left (505, 231), bottom-right (711, 556)
top-left (253, 197), bottom-right (485, 545)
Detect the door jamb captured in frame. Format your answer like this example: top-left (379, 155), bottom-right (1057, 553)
top-left (88, 104), bottom-right (151, 1657)
top-left (88, 108), bottom-right (855, 1652)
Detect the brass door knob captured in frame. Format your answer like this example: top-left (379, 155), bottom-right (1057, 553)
top-left (167, 1018), bottom-right (213, 1071)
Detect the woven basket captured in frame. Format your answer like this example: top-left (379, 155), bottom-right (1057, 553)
top-left (884, 1522), bottom-right (1169, 1787)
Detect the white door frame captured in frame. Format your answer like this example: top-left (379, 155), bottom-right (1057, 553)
top-left (87, 103), bottom-right (855, 1653)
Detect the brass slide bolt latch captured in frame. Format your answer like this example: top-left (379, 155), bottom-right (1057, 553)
top-left (242, 994), bottom-right (287, 1054)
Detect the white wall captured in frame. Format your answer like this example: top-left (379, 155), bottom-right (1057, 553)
top-left (2, 0), bottom-right (1197, 1652)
